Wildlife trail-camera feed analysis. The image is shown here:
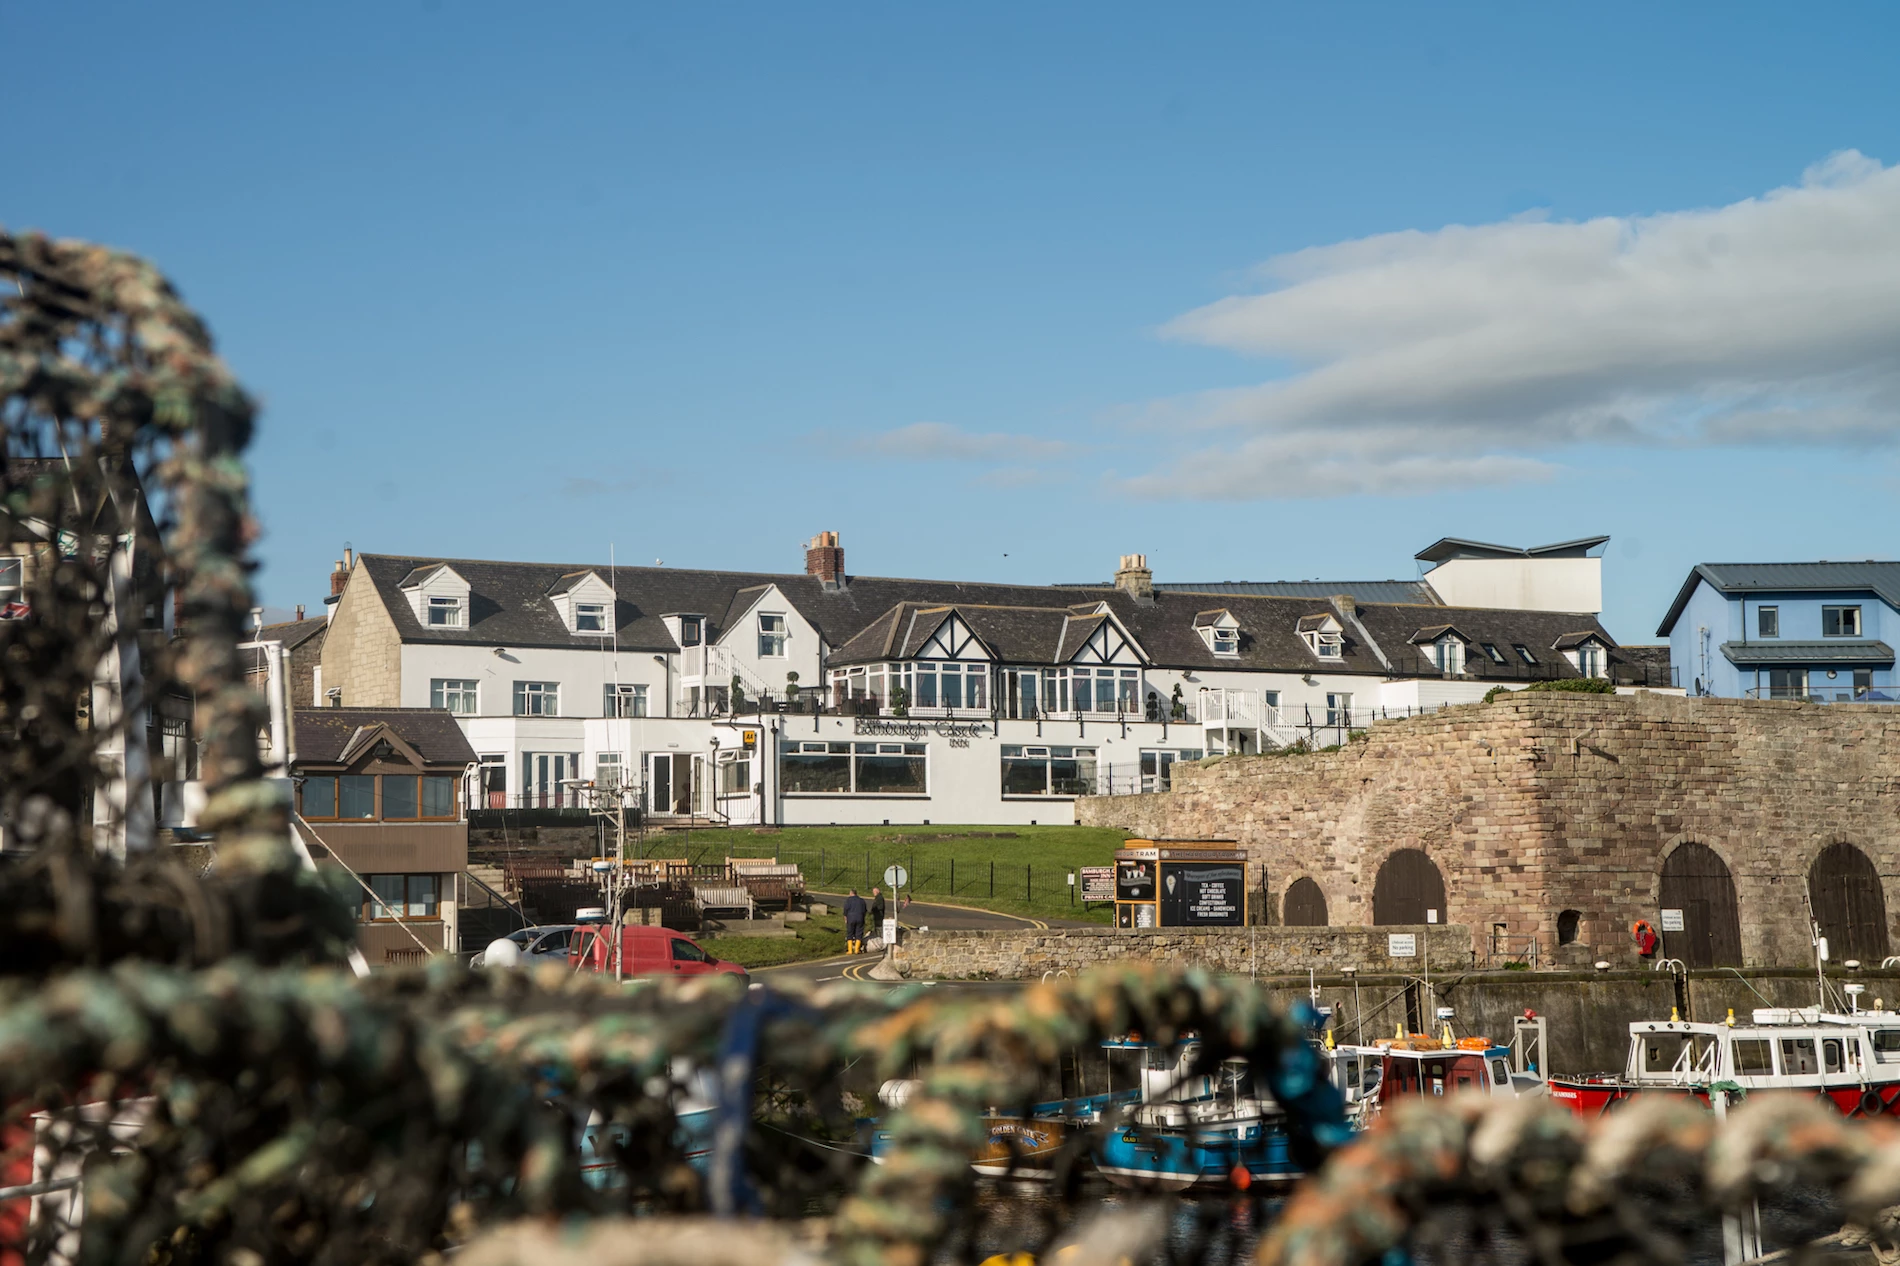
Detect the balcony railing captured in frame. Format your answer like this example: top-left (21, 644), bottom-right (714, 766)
top-left (1744, 686), bottom-right (1899, 704)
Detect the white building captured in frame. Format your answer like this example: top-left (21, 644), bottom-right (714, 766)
top-left (314, 534), bottom-right (1666, 828)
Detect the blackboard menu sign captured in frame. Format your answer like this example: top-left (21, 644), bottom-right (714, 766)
top-left (1080, 866), bottom-right (1117, 902)
top-left (1116, 859), bottom-right (1155, 903)
top-left (1159, 863), bottom-right (1245, 927)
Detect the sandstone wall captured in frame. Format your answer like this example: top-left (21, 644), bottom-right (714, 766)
top-left (318, 563), bottom-right (402, 708)
top-left (1077, 693), bottom-right (1900, 968)
top-left (890, 923), bottom-right (1470, 980)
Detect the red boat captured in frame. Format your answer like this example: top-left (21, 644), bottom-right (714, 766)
top-left (1548, 1006), bottom-right (1900, 1118)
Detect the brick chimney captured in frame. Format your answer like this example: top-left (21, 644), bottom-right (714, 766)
top-left (805, 531), bottom-right (845, 589)
top-left (1114, 553), bottom-right (1154, 603)
top-left (329, 560), bottom-right (348, 597)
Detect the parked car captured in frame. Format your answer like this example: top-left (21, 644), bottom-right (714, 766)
top-left (568, 925), bottom-right (747, 980)
top-left (474, 924), bottom-right (576, 968)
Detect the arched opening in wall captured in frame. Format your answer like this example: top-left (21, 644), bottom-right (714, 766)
top-left (1809, 842), bottom-right (1890, 964)
top-left (1658, 842), bottom-right (1744, 968)
top-left (1372, 849), bottom-right (1447, 926)
top-left (1557, 909), bottom-right (1582, 946)
top-left (1284, 877), bottom-right (1328, 927)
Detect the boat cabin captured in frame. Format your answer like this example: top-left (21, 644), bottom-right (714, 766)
top-left (1625, 1008), bottom-right (1900, 1091)
top-left (1375, 1043), bottom-right (1531, 1107)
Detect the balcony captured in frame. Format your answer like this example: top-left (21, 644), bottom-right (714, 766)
top-left (1744, 686), bottom-right (1900, 704)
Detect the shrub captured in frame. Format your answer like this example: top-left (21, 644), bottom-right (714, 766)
top-left (1487, 677), bottom-right (1618, 704)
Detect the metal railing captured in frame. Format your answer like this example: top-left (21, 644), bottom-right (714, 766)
top-left (1744, 685), bottom-right (1899, 704)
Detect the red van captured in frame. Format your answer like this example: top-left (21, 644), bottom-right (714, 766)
top-left (568, 924), bottom-right (748, 980)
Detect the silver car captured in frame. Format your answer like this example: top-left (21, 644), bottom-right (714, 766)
top-left (471, 924), bottom-right (575, 968)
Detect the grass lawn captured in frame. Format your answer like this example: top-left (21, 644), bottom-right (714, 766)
top-left (635, 824), bottom-right (1129, 924)
top-left (700, 908), bottom-right (850, 969)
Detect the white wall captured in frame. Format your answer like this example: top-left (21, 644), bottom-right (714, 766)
top-left (402, 643), bottom-right (666, 718)
top-left (1425, 557), bottom-right (1602, 614)
top-left (709, 585), bottom-right (825, 699)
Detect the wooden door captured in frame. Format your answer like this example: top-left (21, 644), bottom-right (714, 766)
top-left (1810, 842), bottom-right (1890, 963)
top-left (1284, 877), bottom-right (1329, 927)
top-left (1372, 849), bottom-right (1447, 925)
top-left (1659, 843), bottom-right (1743, 967)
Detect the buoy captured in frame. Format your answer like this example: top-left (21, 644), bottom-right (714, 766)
top-left (1230, 1163), bottom-right (1253, 1191)
top-left (1670, 1006), bottom-right (1680, 1022)
top-left (1725, 1008), bottom-right (1735, 1027)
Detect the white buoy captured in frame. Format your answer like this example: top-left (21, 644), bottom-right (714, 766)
top-left (483, 938), bottom-right (523, 969)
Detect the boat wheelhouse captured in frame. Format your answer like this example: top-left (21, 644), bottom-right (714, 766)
top-left (1548, 1007), bottom-right (1900, 1118)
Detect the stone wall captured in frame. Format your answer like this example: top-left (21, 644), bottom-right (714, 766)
top-left (317, 562), bottom-right (402, 708)
top-left (890, 924), bottom-right (1471, 980)
top-left (1077, 692), bottom-right (1900, 968)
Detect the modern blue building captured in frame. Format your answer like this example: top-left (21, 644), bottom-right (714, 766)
top-left (1657, 563), bottom-right (1899, 701)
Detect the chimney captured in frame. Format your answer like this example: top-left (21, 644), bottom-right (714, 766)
top-left (329, 560), bottom-right (348, 597)
top-left (1114, 553), bottom-right (1154, 604)
top-left (805, 531), bottom-right (845, 589)
top-left (295, 604), bottom-right (305, 622)
top-left (1333, 593), bottom-right (1356, 618)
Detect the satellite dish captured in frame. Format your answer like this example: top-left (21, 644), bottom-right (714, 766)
top-left (482, 938), bottom-right (522, 968)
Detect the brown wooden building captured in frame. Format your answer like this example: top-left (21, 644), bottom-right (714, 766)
top-left (290, 707), bottom-right (475, 965)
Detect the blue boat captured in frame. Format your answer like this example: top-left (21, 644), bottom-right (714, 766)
top-left (578, 1065), bottom-right (718, 1190)
top-left (1092, 1039), bottom-right (1308, 1192)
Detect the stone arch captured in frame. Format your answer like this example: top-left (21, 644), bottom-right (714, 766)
top-left (1658, 841), bottom-right (1743, 968)
top-left (1372, 849), bottom-right (1447, 926)
top-left (1283, 876), bottom-right (1328, 927)
top-left (1809, 841), bottom-right (1890, 964)
top-left (1556, 909), bottom-right (1582, 946)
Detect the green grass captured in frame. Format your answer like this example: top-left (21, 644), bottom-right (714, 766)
top-left (700, 908), bottom-right (849, 968)
top-left (635, 824), bottom-right (1128, 923)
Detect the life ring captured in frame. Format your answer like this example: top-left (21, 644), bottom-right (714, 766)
top-left (1861, 1088), bottom-right (1885, 1117)
top-left (1632, 920), bottom-right (1660, 957)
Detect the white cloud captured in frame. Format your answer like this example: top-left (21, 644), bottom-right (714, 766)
top-left (851, 422), bottom-right (1071, 462)
top-left (1130, 150), bottom-right (1900, 498)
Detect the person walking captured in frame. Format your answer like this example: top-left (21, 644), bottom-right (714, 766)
top-left (869, 887), bottom-right (887, 947)
top-left (843, 888), bottom-right (867, 955)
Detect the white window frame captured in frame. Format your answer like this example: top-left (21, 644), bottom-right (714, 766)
top-left (513, 680), bottom-right (560, 716)
top-left (1434, 638), bottom-right (1464, 675)
top-left (758, 612), bottom-right (788, 658)
top-left (1325, 691), bottom-right (1353, 727)
top-left (1210, 627), bottom-right (1239, 655)
top-left (574, 602), bottom-right (608, 634)
top-left (1577, 642), bottom-right (1605, 678)
top-left (604, 682), bottom-right (648, 717)
top-left (426, 595), bottom-right (464, 627)
top-left (430, 678), bottom-right (479, 715)
top-left (1302, 629), bottom-right (1343, 659)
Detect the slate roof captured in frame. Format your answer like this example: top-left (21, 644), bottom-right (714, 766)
top-left (254, 618), bottom-right (327, 653)
top-left (1153, 580), bottom-right (1441, 603)
top-left (1349, 602), bottom-right (1625, 682)
top-left (1657, 562), bottom-right (1900, 636)
top-left (1720, 640), bottom-right (1896, 667)
top-left (351, 553), bottom-right (1639, 680)
top-left (292, 707), bottom-right (478, 767)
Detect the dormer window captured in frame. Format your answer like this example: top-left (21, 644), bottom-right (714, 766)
top-left (1297, 613), bottom-right (1344, 660)
top-left (1434, 638), bottom-right (1465, 675)
top-left (575, 602), bottom-right (607, 633)
top-left (1194, 609), bottom-right (1243, 656)
top-left (681, 616), bottom-right (703, 647)
top-left (427, 595), bottom-right (464, 627)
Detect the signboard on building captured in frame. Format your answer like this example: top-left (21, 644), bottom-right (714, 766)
top-left (1387, 933), bottom-right (1418, 958)
top-left (1080, 866), bottom-right (1116, 902)
top-left (1116, 859), bottom-right (1155, 903)
top-left (1660, 908), bottom-right (1685, 932)
top-left (1159, 863), bottom-right (1245, 927)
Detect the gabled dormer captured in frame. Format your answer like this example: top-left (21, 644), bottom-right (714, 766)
top-left (399, 563), bottom-right (471, 630)
top-left (1554, 631), bottom-right (1613, 678)
top-left (547, 571), bottom-right (617, 636)
top-left (1193, 609), bottom-right (1241, 656)
top-left (1298, 613), bottom-right (1344, 661)
top-left (915, 609), bottom-right (994, 663)
top-left (1408, 624), bottom-right (1470, 675)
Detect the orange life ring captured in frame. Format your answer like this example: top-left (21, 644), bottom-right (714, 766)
top-left (1632, 920), bottom-right (1656, 939)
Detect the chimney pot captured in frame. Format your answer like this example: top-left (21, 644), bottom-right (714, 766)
top-left (295, 604), bottom-right (305, 622)
top-left (805, 531), bottom-right (845, 589)
top-left (1114, 552), bottom-right (1154, 603)
top-left (329, 560), bottom-right (348, 598)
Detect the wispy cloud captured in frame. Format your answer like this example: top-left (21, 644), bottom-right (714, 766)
top-left (850, 422), bottom-right (1071, 462)
top-left (1127, 150), bottom-right (1900, 498)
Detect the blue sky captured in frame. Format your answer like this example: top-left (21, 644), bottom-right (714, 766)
top-left (5, 3), bottom-right (1899, 640)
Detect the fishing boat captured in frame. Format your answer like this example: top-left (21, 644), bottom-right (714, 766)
top-left (1547, 1002), bottom-right (1900, 1119)
top-left (1092, 1038), bottom-right (1307, 1192)
top-left (1366, 1031), bottom-right (1546, 1116)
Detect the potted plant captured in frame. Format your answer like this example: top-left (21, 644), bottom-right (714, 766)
top-left (890, 685), bottom-right (909, 717)
top-left (1170, 683), bottom-right (1188, 721)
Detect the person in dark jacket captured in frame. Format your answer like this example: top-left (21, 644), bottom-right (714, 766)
top-left (843, 889), bottom-right (867, 955)
top-left (869, 886), bottom-right (887, 937)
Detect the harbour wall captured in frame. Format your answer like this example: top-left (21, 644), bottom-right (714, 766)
top-left (1076, 692), bottom-right (1900, 969)
top-left (890, 924), bottom-right (1472, 979)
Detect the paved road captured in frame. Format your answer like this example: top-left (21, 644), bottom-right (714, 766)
top-left (753, 892), bottom-right (1097, 985)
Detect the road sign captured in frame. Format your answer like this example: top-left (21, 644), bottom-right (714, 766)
top-left (884, 865), bottom-right (908, 889)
